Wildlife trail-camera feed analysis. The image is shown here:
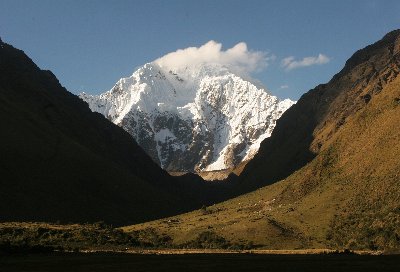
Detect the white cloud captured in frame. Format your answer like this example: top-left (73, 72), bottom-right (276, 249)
top-left (281, 54), bottom-right (330, 71)
top-left (155, 40), bottom-right (272, 77)
top-left (280, 85), bottom-right (289, 89)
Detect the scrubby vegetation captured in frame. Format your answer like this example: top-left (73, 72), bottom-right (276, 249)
top-left (328, 206), bottom-right (400, 251)
top-left (182, 231), bottom-right (254, 250)
top-left (0, 222), bottom-right (177, 254)
top-left (183, 231), bottom-right (230, 249)
top-left (0, 223), bottom-right (260, 254)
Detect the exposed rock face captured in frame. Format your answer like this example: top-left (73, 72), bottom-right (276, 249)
top-left (80, 63), bottom-right (294, 173)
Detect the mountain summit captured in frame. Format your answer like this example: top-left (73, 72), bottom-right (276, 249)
top-left (80, 62), bottom-right (294, 173)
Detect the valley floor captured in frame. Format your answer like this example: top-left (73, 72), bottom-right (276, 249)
top-left (1, 252), bottom-right (400, 272)
top-left (77, 248), bottom-right (383, 255)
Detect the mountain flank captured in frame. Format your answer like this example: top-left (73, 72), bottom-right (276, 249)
top-left (0, 38), bottom-right (215, 226)
top-left (235, 29), bottom-right (400, 190)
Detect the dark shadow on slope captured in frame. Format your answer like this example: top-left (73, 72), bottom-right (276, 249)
top-left (232, 84), bottom-right (322, 192)
top-left (0, 38), bottom-right (219, 226)
top-left (230, 29), bottom-right (400, 194)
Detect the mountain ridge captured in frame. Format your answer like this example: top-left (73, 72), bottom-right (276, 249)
top-left (80, 62), bottom-right (294, 174)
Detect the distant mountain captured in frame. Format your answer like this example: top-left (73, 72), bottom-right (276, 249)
top-left (129, 30), bottom-right (400, 251)
top-left (80, 62), bottom-right (294, 174)
top-left (0, 37), bottom-right (209, 225)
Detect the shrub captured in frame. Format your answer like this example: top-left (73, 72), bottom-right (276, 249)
top-left (183, 231), bottom-right (230, 249)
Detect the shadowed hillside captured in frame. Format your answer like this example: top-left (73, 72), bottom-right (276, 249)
top-left (0, 37), bottom-right (212, 225)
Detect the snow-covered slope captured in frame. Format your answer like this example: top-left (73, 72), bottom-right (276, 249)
top-left (80, 62), bottom-right (295, 172)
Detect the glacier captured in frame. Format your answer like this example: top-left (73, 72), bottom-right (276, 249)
top-left (80, 62), bottom-right (295, 173)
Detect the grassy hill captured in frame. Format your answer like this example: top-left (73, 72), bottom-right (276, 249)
top-left (124, 30), bottom-right (400, 251)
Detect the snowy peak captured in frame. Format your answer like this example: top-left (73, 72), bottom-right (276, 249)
top-left (80, 61), bottom-right (295, 173)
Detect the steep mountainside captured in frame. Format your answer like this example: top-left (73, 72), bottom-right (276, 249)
top-left (237, 29), bottom-right (400, 191)
top-left (127, 30), bottom-right (400, 251)
top-left (80, 63), bottom-right (294, 173)
top-left (0, 38), bottom-right (208, 225)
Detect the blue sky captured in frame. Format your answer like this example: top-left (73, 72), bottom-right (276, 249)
top-left (0, 0), bottom-right (399, 100)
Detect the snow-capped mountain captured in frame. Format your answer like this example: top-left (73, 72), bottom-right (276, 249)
top-left (80, 62), bottom-right (295, 173)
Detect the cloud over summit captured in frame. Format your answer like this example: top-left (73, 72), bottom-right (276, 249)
top-left (154, 41), bottom-right (270, 77)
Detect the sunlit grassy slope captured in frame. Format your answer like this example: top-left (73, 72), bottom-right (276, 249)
top-left (124, 30), bottom-right (400, 251)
